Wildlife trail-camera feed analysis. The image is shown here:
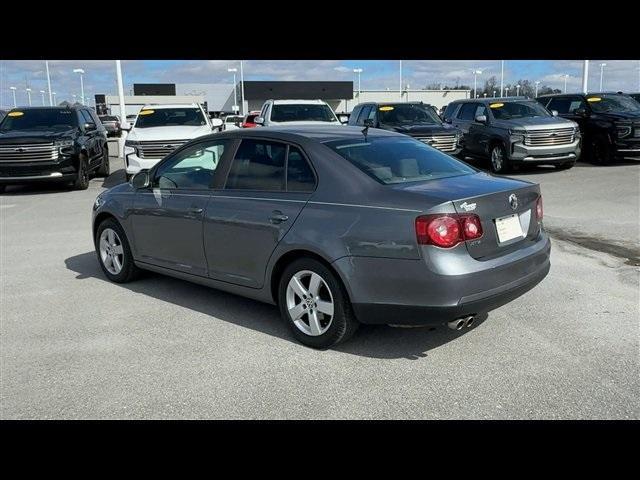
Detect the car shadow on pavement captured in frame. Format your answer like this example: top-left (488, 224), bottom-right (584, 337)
top-left (102, 166), bottom-right (127, 189)
top-left (64, 251), bottom-right (484, 360)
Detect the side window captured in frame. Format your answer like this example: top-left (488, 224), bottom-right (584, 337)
top-left (443, 103), bottom-right (458, 121)
top-left (286, 146), bottom-right (315, 192)
top-left (367, 107), bottom-right (377, 122)
top-left (225, 139), bottom-right (286, 191)
top-left (547, 97), bottom-right (585, 114)
top-left (457, 103), bottom-right (477, 121)
top-left (474, 105), bottom-right (488, 120)
top-left (154, 140), bottom-right (227, 190)
top-left (356, 105), bottom-right (372, 126)
top-left (536, 97), bottom-right (550, 108)
top-left (348, 106), bottom-right (361, 125)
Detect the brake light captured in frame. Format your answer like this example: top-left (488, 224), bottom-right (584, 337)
top-left (536, 196), bottom-right (543, 221)
top-left (416, 214), bottom-right (483, 248)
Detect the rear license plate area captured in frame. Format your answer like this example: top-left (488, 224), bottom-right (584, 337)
top-left (495, 213), bottom-right (524, 243)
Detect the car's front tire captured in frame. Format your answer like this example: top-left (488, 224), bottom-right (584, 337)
top-left (278, 258), bottom-right (359, 349)
top-left (72, 154), bottom-right (89, 190)
top-left (95, 218), bottom-right (140, 283)
top-left (489, 143), bottom-right (510, 174)
top-left (96, 147), bottom-right (110, 177)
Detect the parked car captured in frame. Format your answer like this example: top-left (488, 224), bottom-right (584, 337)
top-left (122, 103), bottom-right (223, 178)
top-left (255, 99), bottom-right (340, 126)
top-left (99, 114), bottom-right (121, 137)
top-left (537, 92), bottom-right (640, 164)
top-left (444, 97), bottom-right (581, 173)
top-left (241, 111), bottom-right (262, 128)
top-left (92, 125), bottom-right (550, 348)
top-left (0, 106), bottom-right (109, 192)
top-left (223, 114), bottom-right (244, 131)
top-left (348, 102), bottom-right (463, 155)
top-left (125, 114), bottom-right (138, 127)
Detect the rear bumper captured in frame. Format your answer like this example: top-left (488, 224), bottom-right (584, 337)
top-left (333, 232), bottom-right (551, 326)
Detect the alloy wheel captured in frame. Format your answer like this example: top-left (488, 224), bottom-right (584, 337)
top-left (491, 146), bottom-right (504, 172)
top-left (286, 270), bottom-right (334, 336)
top-left (99, 228), bottom-right (124, 275)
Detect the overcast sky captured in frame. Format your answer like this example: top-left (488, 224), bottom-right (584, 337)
top-left (1, 60), bottom-right (639, 109)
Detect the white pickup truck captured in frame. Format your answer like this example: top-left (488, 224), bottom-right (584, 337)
top-left (123, 103), bottom-right (222, 177)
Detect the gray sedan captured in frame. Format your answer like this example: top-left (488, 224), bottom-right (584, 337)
top-left (92, 125), bottom-right (550, 348)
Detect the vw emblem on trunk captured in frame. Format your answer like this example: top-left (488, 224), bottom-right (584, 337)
top-left (508, 193), bottom-right (518, 210)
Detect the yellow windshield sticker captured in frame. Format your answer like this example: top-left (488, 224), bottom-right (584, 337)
top-left (379, 106), bottom-right (394, 111)
top-left (138, 109), bottom-right (155, 115)
top-left (489, 103), bottom-right (504, 109)
top-left (587, 97), bottom-right (602, 102)
top-left (8, 111), bottom-right (24, 117)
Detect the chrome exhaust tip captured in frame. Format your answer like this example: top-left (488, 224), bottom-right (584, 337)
top-left (448, 319), bottom-right (465, 331)
top-left (465, 316), bottom-right (475, 328)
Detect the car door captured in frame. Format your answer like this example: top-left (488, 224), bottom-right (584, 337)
top-left (453, 103), bottom-right (477, 149)
top-left (130, 138), bottom-right (230, 277)
top-left (203, 138), bottom-right (316, 288)
top-left (77, 110), bottom-right (98, 165)
top-left (467, 104), bottom-right (490, 155)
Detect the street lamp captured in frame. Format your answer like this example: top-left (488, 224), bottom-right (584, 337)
top-left (353, 68), bottom-right (363, 97)
top-left (10, 86), bottom-right (17, 107)
top-left (26, 88), bottom-right (32, 106)
top-left (73, 68), bottom-right (85, 104)
top-left (228, 67), bottom-right (238, 113)
top-left (471, 69), bottom-right (483, 100)
top-left (39, 90), bottom-right (46, 105)
top-left (534, 81), bottom-right (540, 98)
top-left (516, 84), bottom-right (521, 97)
top-left (493, 90), bottom-right (497, 97)
top-left (52, 92), bottom-right (57, 105)
top-left (505, 86), bottom-right (510, 97)
top-left (563, 74), bottom-right (569, 93)
top-left (599, 63), bottom-right (607, 92)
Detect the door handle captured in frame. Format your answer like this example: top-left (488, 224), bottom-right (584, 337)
top-left (269, 211), bottom-right (289, 224)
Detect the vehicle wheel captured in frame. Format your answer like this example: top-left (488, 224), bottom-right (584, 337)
top-left (96, 147), bottom-right (110, 177)
top-left (278, 258), bottom-right (359, 349)
top-left (72, 155), bottom-right (90, 190)
top-left (589, 135), bottom-right (612, 165)
top-left (489, 143), bottom-right (510, 174)
top-left (95, 218), bottom-right (140, 283)
top-left (555, 161), bottom-right (575, 170)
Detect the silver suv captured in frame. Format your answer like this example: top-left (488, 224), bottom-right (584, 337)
top-left (443, 97), bottom-right (581, 173)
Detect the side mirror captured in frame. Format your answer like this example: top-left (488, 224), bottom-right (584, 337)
top-left (254, 117), bottom-right (265, 126)
top-left (551, 110), bottom-right (559, 117)
top-left (573, 108), bottom-right (588, 117)
top-left (338, 114), bottom-right (349, 124)
top-left (211, 118), bottom-right (223, 128)
top-left (475, 115), bottom-right (487, 124)
top-left (84, 122), bottom-right (97, 131)
top-left (130, 170), bottom-right (150, 189)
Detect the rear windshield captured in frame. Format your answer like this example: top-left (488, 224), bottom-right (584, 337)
top-left (271, 104), bottom-right (337, 123)
top-left (326, 136), bottom-right (475, 185)
top-left (489, 101), bottom-right (551, 120)
top-left (0, 108), bottom-right (77, 132)
top-left (586, 94), bottom-right (640, 113)
top-left (134, 108), bottom-right (206, 128)
top-left (378, 103), bottom-right (442, 126)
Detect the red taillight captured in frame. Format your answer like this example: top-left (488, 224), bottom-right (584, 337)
top-left (536, 196), bottom-right (543, 221)
top-left (416, 214), bottom-right (483, 248)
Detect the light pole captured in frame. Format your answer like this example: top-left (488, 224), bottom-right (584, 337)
top-left (471, 69), bottom-right (483, 100)
top-left (505, 86), bottom-right (510, 97)
top-left (493, 90), bottom-right (497, 97)
top-left (228, 67), bottom-right (238, 113)
top-left (73, 68), bottom-right (85, 104)
top-left (52, 92), bottom-right (57, 105)
top-left (563, 74), bottom-right (569, 93)
top-left (582, 60), bottom-right (589, 94)
top-left (240, 60), bottom-right (245, 115)
top-left (45, 60), bottom-right (53, 106)
top-left (40, 90), bottom-right (46, 105)
top-left (10, 86), bottom-right (17, 107)
top-left (599, 63), bottom-right (607, 92)
top-left (534, 81), bottom-right (540, 97)
top-left (26, 88), bottom-right (32, 106)
top-left (399, 60), bottom-right (403, 100)
top-left (500, 60), bottom-right (505, 97)
top-left (353, 68), bottom-right (363, 98)
top-left (516, 84), bottom-right (521, 97)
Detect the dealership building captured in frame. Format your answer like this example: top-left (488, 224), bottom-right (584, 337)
top-left (96, 82), bottom-right (469, 117)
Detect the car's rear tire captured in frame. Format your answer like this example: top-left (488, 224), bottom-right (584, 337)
top-left (489, 143), bottom-right (510, 174)
top-left (96, 146), bottom-right (110, 177)
top-left (95, 218), bottom-right (140, 283)
top-left (72, 154), bottom-right (90, 190)
top-left (278, 257), bottom-right (359, 349)
top-left (589, 134), bottom-right (612, 165)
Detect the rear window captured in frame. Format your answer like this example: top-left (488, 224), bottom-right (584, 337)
top-left (0, 108), bottom-right (77, 132)
top-left (326, 136), bottom-right (475, 185)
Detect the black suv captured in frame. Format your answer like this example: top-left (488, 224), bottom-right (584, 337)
top-left (0, 106), bottom-right (109, 192)
top-left (537, 92), bottom-right (640, 164)
top-left (348, 102), bottom-right (462, 155)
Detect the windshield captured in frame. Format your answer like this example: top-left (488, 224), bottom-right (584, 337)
top-left (378, 104), bottom-right (441, 125)
top-left (586, 94), bottom-right (640, 113)
top-left (326, 136), bottom-right (475, 185)
top-left (134, 108), bottom-right (206, 128)
top-left (271, 104), bottom-right (337, 123)
top-left (489, 101), bottom-right (551, 120)
top-left (0, 108), bottom-right (77, 132)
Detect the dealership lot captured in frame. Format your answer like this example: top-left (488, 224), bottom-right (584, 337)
top-left (0, 157), bottom-right (638, 419)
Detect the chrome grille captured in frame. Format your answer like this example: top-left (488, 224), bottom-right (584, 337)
top-left (524, 128), bottom-right (575, 146)
top-left (0, 143), bottom-right (58, 162)
top-left (413, 134), bottom-right (458, 152)
top-left (138, 140), bottom-right (187, 159)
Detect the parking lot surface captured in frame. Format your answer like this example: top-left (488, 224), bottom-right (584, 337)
top-left (1, 158), bottom-right (638, 419)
